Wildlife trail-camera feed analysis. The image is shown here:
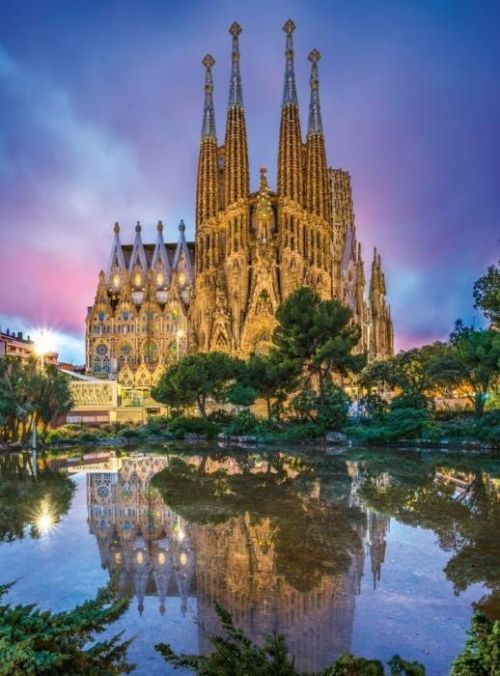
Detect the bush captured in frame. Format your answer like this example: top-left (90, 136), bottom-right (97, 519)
top-left (224, 410), bottom-right (259, 437)
top-left (316, 384), bottom-right (350, 431)
top-left (167, 416), bottom-right (218, 440)
top-left (120, 426), bottom-right (145, 440)
top-left (452, 612), bottom-right (500, 675)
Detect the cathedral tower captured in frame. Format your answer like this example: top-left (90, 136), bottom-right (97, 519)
top-left (193, 54), bottom-right (220, 350)
top-left (220, 22), bottom-right (251, 350)
top-left (277, 19), bottom-right (307, 298)
top-left (304, 49), bottom-right (332, 298)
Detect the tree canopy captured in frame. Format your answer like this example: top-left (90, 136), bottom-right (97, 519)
top-left (473, 259), bottom-right (500, 327)
top-left (272, 287), bottom-right (366, 389)
top-left (0, 359), bottom-right (73, 444)
top-left (428, 327), bottom-right (500, 415)
top-left (152, 352), bottom-right (243, 418)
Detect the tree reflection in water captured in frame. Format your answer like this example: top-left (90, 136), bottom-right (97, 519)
top-left (84, 447), bottom-right (499, 673)
top-left (351, 449), bottom-right (500, 619)
top-left (0, 452), bottom-right (75, 542)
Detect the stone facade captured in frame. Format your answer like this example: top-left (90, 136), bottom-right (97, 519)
top-left (86, 20), bottom-right (393, 386)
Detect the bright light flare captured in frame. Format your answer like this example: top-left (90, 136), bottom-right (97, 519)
top-left (33, 501), bottom-right (56, 536)
top-left (32, 329), bottom-right (55, 356)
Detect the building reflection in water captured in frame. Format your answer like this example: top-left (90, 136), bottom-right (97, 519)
top-left (87, 454), bottom-right (390, 673)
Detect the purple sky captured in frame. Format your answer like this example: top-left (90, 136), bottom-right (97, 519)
top-left (1, 0), bottom-right (499, 363)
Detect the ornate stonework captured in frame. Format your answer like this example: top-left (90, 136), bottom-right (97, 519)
top-left (85, 20), bottom-right (393, 385)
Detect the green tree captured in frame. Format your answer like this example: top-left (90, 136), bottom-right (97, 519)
top-left (0, 580), bottom-right (132, 674)
top-left (227, 382), bottom-right (258, 409)
top-left (360, 343), bottom-right (449, 398)
top-left (152, 352), bottom-right (243, 419)
top-left (473, 259), bottom-right (500, 327)
top-left (242, 354), bottom-right (298, 419)
top-left (35, 366), bottom-right (73, 441)
top-left (428, 328), bottom-right (500, 416)
top-left (272, 287), bottom-right (366, 391)
top-left (0, 358), bottom-right (36, 443)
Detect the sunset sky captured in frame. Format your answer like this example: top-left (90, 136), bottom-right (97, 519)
top-left (1, 0), bottom-right (499, 363)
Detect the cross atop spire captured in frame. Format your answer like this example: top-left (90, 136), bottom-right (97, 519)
top-left (282, 19), bottom-right (298, 106)
top-left (201, 54), bottom-right (216, 138)
top-left (307, 48), bottom-right (323, 135)
top-left (228, 21), bottom-right (243, 107)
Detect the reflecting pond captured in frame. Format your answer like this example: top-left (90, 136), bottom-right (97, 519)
top-left (0, 446), bottom-right (499, 674)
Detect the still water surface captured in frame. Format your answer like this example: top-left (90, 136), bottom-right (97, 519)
top-left (0, 446), bottom-right (499, 675)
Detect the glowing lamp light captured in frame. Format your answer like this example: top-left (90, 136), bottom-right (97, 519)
top-left (134, 272), bottom-right (142, 287)
top-left (176, 527), bottom-right (186, 543)
top-left (180, 552), bottom-right (188, 566)
top-left (178, 272), bottom-right (186, 286)
top-left (136, 551), bottom-right (144, 565)
top-left (158, 551), bottom-right (166, 566)
top-left (113, 274), bottom-right (120, 288)
top-left (156, 272), bottom-right (164, 286)
top-left (156, 289), bottom-right (168, 305)
top-left (176, 328), bottom-right (185, 339)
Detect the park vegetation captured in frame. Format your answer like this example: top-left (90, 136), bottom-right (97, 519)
top-left (0, 359), bottom-right (73, 446)
top-left (149, 273), bottom-right (499, 446)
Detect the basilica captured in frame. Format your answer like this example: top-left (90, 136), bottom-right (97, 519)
top-left (86, 20), bottom-right (393, 388)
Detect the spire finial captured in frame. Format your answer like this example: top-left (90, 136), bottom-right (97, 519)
top-left (157, 220), bottom-right (163, 232)
top-left (135, 220), bottom-right (141, 233)
top-left (259, 166), bottom-right (269, 192)
top-left (201, 54), bottom-right (216, 138)
top-left (179, 219), bottom-right (186, 232)
top-left (113, 221), bottom-right (120, 234)
top-left (282, 19), bottom-right (298, 106)
top-left (307, 49), bottom-right (323, 135)
top-left (228, 22), bottom-right (243, 107)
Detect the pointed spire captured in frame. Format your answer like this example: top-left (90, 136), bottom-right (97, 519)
top-left (228, 22), bottom-right (243, 107)
top-left (173, 220), bottom-right (194, 283)
top-left (277, 19), bottom-right (303, 205)
top-left (282, 19), bottom-right (298, 106)
top-left (224, 21), bottom-right (249, 205)
top-left (151, 220), bottom-right (171, 285)
top-left (129, 220), bottom-right (148, 274)
top-left (307, 49), bottom-right (323, 135)
top-left (201, 54), bottom-right (216, 138)
top-left (107, 221), bottom-right (126, 282)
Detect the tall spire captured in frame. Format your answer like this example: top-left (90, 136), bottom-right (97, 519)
top-left (277, 19), bottom-right (303, 204)
top-left (304, 49), bottom-right (329, 220)
top-left (196, 55), bottom-right (219, 228)
top-left (201, 54), bottom-right (216, 138)
top-left (228, 21), bottom-right (243, 107)
top-left (282, 19), bottom-right (298, 106)
top-left (224, 21), bottom-right (249, 205)
top-left (307, 49), bottom-right (323, 135)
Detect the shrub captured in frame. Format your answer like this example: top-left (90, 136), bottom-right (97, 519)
top-left (167, 416), bottom-right (218, 440)
top-left (224, 410), bottom-right (259, 437)
top-left (452, 613), bottom-right (500, 675)
top-left (316, 384), bottom-right (350, 431)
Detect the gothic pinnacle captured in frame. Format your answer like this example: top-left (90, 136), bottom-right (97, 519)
top-left (228, 21), bottom-right (243, 107)
top-left (307, 48), bottom-right (323, 135)
top-left (201, 54), bottom-right (216, 139)
top-left (282, 19), bottom-right (298, 106)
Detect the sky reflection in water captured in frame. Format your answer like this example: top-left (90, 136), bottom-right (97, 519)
top-left (0, 447), bottom-right (498, 675)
